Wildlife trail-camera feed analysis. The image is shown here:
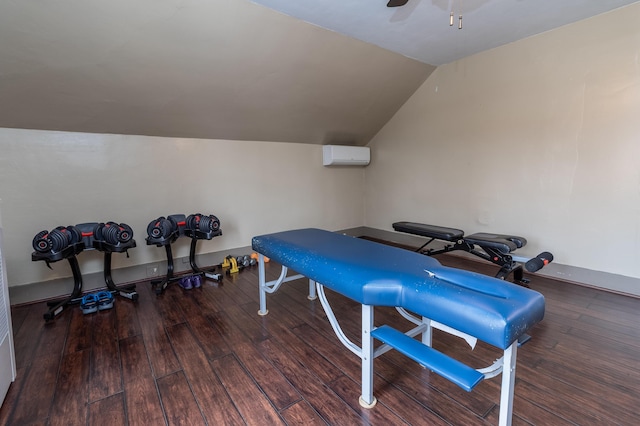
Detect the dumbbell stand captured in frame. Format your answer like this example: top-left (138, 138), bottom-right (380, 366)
top-left (150, 243), bottom-right (184, 294)
top-left (186, 230), bottom-right (223, 281)
top-left (32, 243), bottom-right (85, 321)
top-left (103, 252), bottom-right (138, 300)
top-left (43, 255), bottom-right (83, 321)
top-left (93, 239), bottom-right (139, 300)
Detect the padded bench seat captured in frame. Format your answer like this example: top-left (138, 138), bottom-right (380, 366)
top-left (465, 232), bottom-right (526, 254)
top-left (392, 221), bottom-right (538, 285)
top-left (393, 221), bottom-right (526, 254)
top-left (391, 221), bottom-right (464, 242)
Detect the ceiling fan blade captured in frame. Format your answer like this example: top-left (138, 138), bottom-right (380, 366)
top-left (387, 0), bottom-right (409, 7)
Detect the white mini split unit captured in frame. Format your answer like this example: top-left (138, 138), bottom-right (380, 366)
top-left (322, 145), bottom-right (371, 166)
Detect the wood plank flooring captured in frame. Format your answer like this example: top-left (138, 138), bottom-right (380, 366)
top-left (1, 254), bottom-right (639, 425)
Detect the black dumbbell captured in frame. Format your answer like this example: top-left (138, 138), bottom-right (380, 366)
top-left (66, 225), bottom-right (82, 245)
top-left (103, 222), bottom-right (134, 244)
top-left (33, 227), bottom-right (69, 253)
top-left (147, 217), bottom-right (174, 239)
top-left (186, 213), bottom-right (201, 231)
top-left (198, 214), bottom-right (220, 232)
top-left (32, 230), bottom-right (53, 253)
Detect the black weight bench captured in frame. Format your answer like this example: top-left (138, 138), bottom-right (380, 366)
top-left (392, 221), bottom-right (551, 285)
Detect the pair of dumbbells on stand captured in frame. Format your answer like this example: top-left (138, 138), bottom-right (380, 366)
top-left (77, 222), bottom-right (138, 301)
top-left (146, 213), bottom-right (222, 294)
top-left (31, 221), bottom-right (137, 321)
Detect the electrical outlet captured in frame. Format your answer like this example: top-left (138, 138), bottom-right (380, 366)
top-left (146, 265), bottom-right (159, 277)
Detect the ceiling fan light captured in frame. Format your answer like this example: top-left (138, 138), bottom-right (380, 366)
top-left (387, 0), bottom-right (409, 7)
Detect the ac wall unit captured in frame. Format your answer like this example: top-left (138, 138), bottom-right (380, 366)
top-left (322, 145), bottom-right (370, 166)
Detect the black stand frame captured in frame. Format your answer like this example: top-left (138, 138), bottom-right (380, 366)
top-left (39, 251), bottom-right (83, 321)
top-left (33, 234), bottom-right (137, 321)
top-left (98, 242), bottom-right (139, 300)
top-left (150, 243), bottom-right (183, 294)
top-left (185, 229), bottom-right (224, 281)
top-left (148, 227), bottom-right (222, 295)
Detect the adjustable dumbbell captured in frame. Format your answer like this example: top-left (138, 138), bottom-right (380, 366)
top-left (147, 217), bottom-right (174, 240)
top-left (101, 222), bottom-right (133, 244)
top-left (186, 213), bottom-right (201, 232)
top-left (186, 213), bottom-right (220, 233)
top-left (32, 225), bottom-right (80, 254)
top-left (198, 214), bottom-right (220, 233)
top-left (32, 230), bottom-right (53, 253)
top-left (64, 226), bottom-right (82, 245)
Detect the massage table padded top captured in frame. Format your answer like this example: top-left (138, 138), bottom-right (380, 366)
top-left (252, 228), bottom-right (545, 349)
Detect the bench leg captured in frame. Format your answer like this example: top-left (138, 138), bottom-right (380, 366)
top-left (308, 279), bottom-right (317, 300)
top-left (258, 254), bottom-right (268, 315)
top-left (421, 316), bottom-right (432, 346)
top-left (257, 254), bottom-right (305, 316)
top-left (498, 342), bottom-right (518, 426)
top-left (359, 304), bottom-right (377, 408)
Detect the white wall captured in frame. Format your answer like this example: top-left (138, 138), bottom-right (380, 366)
top-left (365, 4), bottom-right (640, 294)
top-left (0, 128), bottom-right (366, 289)
top-left (4, 5), bottom-right (640, 299)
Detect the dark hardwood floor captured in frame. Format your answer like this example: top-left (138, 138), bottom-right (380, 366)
top-left (1, 254), bottom-right (639, 425)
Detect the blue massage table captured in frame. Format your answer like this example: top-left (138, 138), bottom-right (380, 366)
top-left (252, 228), bottom-right (545, 426)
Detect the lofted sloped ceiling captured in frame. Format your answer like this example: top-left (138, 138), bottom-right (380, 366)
top-left (0, 0), bottom-right (434, 146)
top-left (1, 0), bottom-right (638, 146)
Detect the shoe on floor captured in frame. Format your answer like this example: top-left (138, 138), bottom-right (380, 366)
top-left (192, 275), bottom-right (201, 288)
top-left (96, 291), bottom-right (114, 310)
top-left (178, 276), bottom-right (193, 290)
top-left (81, 294), bottom-right (98, 314)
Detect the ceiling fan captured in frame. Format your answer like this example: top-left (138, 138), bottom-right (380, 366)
top-left (387, 0), bottom-right (409, 6)
top-left (387, 0), bottom-right (463, 28)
